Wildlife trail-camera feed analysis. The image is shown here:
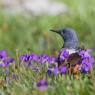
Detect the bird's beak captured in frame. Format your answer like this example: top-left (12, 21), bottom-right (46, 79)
top-left (50, 29), bottom-right (61, 34)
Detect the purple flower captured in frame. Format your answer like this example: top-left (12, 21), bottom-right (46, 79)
top-left (59, 65), bottom-right (67, 74)
top-left (0, 50), bottom-right (14, 68)
top-left (82, 57), bottom-right (94, 65)
top-left (62, 49), bottom-right (69, 58)
top-left (47, 57), bottom-right (56, 64)
top-left (46, 68), bottom-right (53, 76)
top-left (32, 66), bottom-right (40, 72)
top-left (5, 69), bottom-right (9, 75)
top-left (20, 53), bottom-right (56, 64)
top-left (86, 49), bottom-right (93, 53)
top-left (59, 49), bottom-right (69, 58)
top-left (3, 60), bottom-right (10, 67)
top-left (88, 56), bottom-right (94, 63)
top-left (20, 54), bottom-right (30, 62)
top-left (58, 49), bottom-right (69, 62)
top-left (81, 64), bottom-right (90, 73)
top-left (59, 56), bottom-right (65, 62)
top-left (0, 50), bottom-right (8, 67)
top-left (83, 65), bottom-right (89, 72)
top-left (0, 58), bottom-right (14, 68)
top-left (5, 77), bottom-right (10, 81)
top-left (27, 62), bottom-right (32, 66)
top-left (78, 49), bottom-right (92, 58)
top-left (37, 54), bottom-right (49, 64)
top-left (8, 58), bottom-right (14, 63)
top-left (36, 78), bottom-right (48, 91)
top-left (0, 50), bottom-right (7, 59)
top-left (29, 53), bottom-right (38, 61)
top-left (78, 50), bottom-right (86, 58)
top-left (53, 67), bottom-right (59, 75)
top-left (78, 49), bottom-right (94, 73)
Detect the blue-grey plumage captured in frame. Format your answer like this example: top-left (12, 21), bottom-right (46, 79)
top-left (50, 28), bottom-right (79, 50)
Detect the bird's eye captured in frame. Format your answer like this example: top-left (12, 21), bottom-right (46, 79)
top-left (61, 31), bottom-right (64, 36)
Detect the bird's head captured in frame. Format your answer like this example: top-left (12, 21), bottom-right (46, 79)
top-left (50, 28), bottom-right (79, 49)
top-left (50, 28), bottom-right (77, 41)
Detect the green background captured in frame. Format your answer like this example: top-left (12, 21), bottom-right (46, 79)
top-left (0, 0), bottom-right (95, 56)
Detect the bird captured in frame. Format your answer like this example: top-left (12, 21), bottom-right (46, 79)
top-left (50, 28), bottom-right (82, 79)
top-left (50, 28), bottom-right (79, 50)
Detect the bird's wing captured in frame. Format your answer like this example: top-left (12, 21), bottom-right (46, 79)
top-left (67, 52), bottom-right (81, 66)
top-left (66, 52), bottom-right (81, 77)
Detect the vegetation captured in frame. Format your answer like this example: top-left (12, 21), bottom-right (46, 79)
top-left (0, 0), bottom-right (95, 95)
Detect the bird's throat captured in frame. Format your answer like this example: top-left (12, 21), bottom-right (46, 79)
top-left (63, 40), bottom-right (79, 50)
top-left (67, 49), bottom-right (76, 54)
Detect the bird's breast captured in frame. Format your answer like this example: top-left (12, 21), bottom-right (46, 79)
top-left (67, 49), bottom-right (76, 54)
